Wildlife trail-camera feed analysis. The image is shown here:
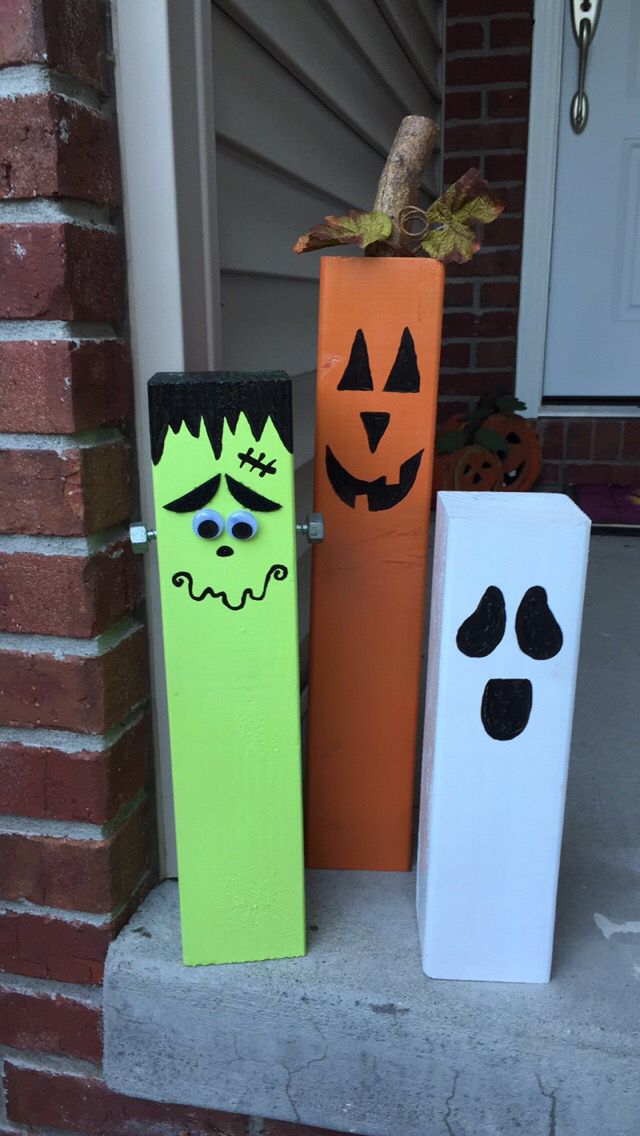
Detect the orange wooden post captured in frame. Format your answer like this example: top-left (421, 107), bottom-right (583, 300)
top-left (305, 255), bottom-right (444, 870)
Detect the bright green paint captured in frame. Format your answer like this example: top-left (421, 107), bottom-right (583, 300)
top-left (151, 411), bottom-right (305, 965)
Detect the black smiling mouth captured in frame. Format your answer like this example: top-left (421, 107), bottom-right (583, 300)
top-left (325, 445), bottom-right (424, 511)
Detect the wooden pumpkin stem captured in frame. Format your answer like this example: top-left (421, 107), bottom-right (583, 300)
top-left (368, 115), bottom-right (439, 256)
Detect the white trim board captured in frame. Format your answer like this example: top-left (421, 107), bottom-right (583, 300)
top-left (515, 0), bottom-right (564, 418)
top-left (112, 0), bottom-right (222, 877)
top-left (539, 404), bottom-right (640, 419)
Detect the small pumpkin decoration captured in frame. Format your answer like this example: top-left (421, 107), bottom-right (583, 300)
top-left (482, 413), bottom-right (541, 492)
top-left (433, 394), bottom-right (541, 496)
top-left (444, 445), bottom-right (503, 491)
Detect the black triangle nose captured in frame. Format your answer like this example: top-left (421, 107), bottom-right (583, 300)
top-left (360, 411), bottom-right (390, 453)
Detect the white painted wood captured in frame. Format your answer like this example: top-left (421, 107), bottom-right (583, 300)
top-left (112, 0), bottom-right (221, 878)
top-left (515, 0), bottom-right (564, 417)
top-left (417, 493), bottom-right (590, 983)
top-left (539, 403), bottom-right (640, 419)
top-left (543, 0), bottom-right (640, 398)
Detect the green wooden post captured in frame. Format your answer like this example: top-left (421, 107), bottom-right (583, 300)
top-left (148, 372), bottom-right (305, 965)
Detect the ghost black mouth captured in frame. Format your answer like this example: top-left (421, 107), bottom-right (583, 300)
top-left (325, 445), bottom-right (424, 511)
top-left (481, 679), bottom-right (532, 741)
top-left (503, 462), bottom-right (524, 488)
top-left (171, 564), bottom-right (288, 611)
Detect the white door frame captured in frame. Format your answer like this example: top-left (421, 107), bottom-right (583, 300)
top-left (112, 0), bottom-right (221, 875)
top-left (515, 0), bottom-right (640, 419)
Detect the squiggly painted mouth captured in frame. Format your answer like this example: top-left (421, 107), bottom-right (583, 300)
top-left (325, 445), bottom-right (423, 511)
top-left (171, 564), bottom-right (288, 611)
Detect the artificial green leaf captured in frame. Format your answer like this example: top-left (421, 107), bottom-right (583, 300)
top-left (494, 394), bottom-right (527, 412)
top-left (293, 211), bottom-right (392, 254)
top-left (420, 169), bottom-right (504, 264)
top-left (463, 407), bottom-right (494, 422)
top-left (436, 431), bottom-right (468, 455)
top-left (473, 427), bottom-right (511, 454)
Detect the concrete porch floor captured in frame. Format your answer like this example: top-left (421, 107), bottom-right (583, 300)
top-left (104, 534), bottom-right (640, 1136)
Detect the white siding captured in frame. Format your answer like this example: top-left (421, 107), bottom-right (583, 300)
top-left (210, 0), bottom-right (443, 660)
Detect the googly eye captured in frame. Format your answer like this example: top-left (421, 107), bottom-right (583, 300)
top-left (192, 509), bottom-right (224, 540)
top-left (226, 511), bottom-right (258, 541)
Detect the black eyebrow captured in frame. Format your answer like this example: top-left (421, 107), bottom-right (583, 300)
top-left (163, 474), bottom-right (220, 513)
top-left (225, 474), bottom-right (281, 512)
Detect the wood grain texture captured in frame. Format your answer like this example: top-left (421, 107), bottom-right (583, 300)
top-left (305, 258), bottom-right (444, 870)
top-left (149, 373), bottom-right (305, 964)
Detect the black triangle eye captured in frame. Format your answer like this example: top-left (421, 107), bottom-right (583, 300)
top-left (456, 586), bottom-right (506, 657)
top-left (515, 586), bottom-right (563, 660)
top-left (337, 329), bottom-right (373, 390)
top-left (383, 327), bottom-right (420, 393)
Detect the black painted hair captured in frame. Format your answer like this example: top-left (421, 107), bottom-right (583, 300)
top-left (148, 372), bottom-right (293, 465)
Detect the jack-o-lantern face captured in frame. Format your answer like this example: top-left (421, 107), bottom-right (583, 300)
top-left (306, 257), bottom-right (443, 871)
top-left (443, 444), bottom-right (503, 492)
top-left (325, 327), bottom-right (426, 511)
top-left (483, 413), bottom-right (541, 491)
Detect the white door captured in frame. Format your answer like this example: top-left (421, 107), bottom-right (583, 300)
top-left (543, 0), bottom-right (640, 401)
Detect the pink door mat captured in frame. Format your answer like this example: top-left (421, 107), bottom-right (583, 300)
top-left (571, 483), bottom-right (640, 531)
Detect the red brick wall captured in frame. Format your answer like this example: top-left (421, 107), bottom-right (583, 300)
top-left (537, 418), bottom-right (640, 491)
top-left (0, 0), bottom-right (158, 1131)
top-left (439, 1), bottom-right (531, 427)
top-left (0, 4), bottom-right (347, 1135)
top-left (440, 1), bottom-right (640, 490)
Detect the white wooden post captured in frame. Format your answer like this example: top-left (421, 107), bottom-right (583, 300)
top-left (417, 492), bottom-right (590, 983)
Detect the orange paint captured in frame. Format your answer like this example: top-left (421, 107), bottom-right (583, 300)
top-left (305, 257), bottom-right (444, 870)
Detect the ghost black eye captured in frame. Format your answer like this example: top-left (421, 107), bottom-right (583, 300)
top-left (456, 586), bottom-right (506, 657)
top-left (515, 586), bottom-right (563, 660)
top-left (192, 509), bottom-right (224, 540)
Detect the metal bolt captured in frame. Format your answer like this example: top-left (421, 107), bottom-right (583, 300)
top-left (129, 522), bottom-right (156, 554)
top-left (296, 512), bottom-right (324, 543)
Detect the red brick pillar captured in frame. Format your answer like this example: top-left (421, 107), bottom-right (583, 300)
top-left (0, 0), bottom-right (154, 1128)
top-left (439, 1), bottom-right (533, 425)
top-left (0, 6), bottom-right (349, 1134)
